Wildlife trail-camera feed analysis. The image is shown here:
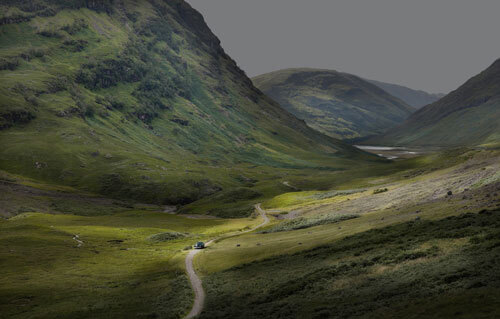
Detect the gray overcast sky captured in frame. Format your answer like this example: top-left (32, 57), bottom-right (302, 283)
top-left (186, 0), bottom-right (500, 93)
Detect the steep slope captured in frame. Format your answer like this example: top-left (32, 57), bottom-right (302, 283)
top-left (370, 59), bottom-right (500, 147)
top-left (0, 0), bottom-right (373, 208)
top-left (252, 68), bottom-right (415, 139)
top-left (367, 79), bottom-right (445, 109)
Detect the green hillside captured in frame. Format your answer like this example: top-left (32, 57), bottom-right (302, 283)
top-left (0, 0), bottom-right (374, 211)
top-left (252, 68), bottom-right (415, 139)
top-left (203, 210), bottom-right (500, 318)
top-left (370, 59), bottom-right (500, 147)
top-left (367, 79), bottom-right (445, 109)
top-left (197, 148), bottom-right (500, 319)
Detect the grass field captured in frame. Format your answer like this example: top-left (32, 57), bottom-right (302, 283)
top-left (192, 149), bottom-right (500, 318)
top-left (1, 148), bottom-right (499, 319)
top-left (0, 173), bottom-right (264, 318)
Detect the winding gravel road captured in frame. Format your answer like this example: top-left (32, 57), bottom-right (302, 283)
top-left (184, 204), bottom-right (269, 319)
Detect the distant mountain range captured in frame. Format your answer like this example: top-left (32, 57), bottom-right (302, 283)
top-left (0, 0), bottom-right (371, 206)
top-left (253, 68), bottom-right (415, 139)
top-left (366, 79), bottom-right (445, 109)
top-left (369, 59), bottom-right (500, 147)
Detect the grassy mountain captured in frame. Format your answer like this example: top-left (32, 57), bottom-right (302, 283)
top-left (370, 59), bottom-right (500, 147)
top-left (367, 79), bottom-right (445, 109)
top-left (0, 0), bottom-right (374, 210)
top-left (252, 68), bottom-right (415, 139)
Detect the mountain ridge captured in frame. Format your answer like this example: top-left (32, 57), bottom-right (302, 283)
top-left (366, 79), bottom-right (445, 109)
top-left (368, 58), bottom-right (500, 147)
top-left (253, 68), bottom-right (415, 139)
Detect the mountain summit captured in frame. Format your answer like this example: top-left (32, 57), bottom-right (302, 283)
top-left (253, 68), bottom-right (415, 139)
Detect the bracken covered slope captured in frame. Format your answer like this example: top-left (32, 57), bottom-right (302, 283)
top-left (370, 59), bottom-right (500, 147)
top-left (0, 0), bottom-right (373, 207)
top-left (253, 68), bottom-right (415, 139)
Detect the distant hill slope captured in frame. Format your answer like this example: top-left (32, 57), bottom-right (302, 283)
top-left (0, 0), bottom-right (372, 207)
top-left (367, 79), bottom-right (445, 109)
top-left (253, 68), bottom-right (415, 139)
top-left (369, 59), bottom-right (500, 147)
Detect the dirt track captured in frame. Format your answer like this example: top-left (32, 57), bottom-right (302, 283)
top-left (184, 204), bottom-right (269, 318)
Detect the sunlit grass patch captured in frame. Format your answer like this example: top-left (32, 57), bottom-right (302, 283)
top-left (0, 206), bottom-right (263, 318)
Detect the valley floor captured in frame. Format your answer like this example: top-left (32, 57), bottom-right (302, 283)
top-left (0, 172), bottom-right (263, 319)
top-left (0, 148), bottom-right (499, 318)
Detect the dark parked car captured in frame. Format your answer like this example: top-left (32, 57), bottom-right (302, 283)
top-left (194, 242), bottom-right (205, 249)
